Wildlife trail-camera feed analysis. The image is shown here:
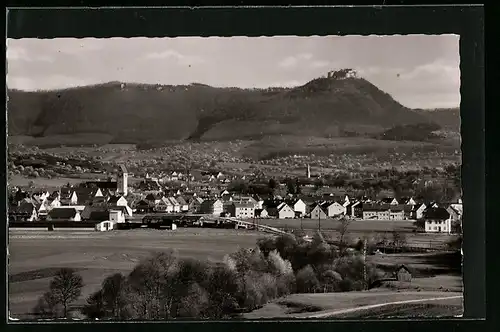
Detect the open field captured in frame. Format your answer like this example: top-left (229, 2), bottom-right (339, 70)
top-left (242, 291), bottom-right (463, 319)
top-left (257, 218), bottom-right (458, 248)
top-left (8, 228), bottom-right (266, 318)
top-left (259, 218), bottom-right (417, 232)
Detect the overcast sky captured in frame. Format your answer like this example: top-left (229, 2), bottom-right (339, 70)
top-left (6, 35), bottom-right (460, 109)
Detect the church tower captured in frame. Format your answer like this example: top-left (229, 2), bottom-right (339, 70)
top-left (117, 164), bottom-right (128, 196)
top-left (307, 164), bottom-right (311, 179)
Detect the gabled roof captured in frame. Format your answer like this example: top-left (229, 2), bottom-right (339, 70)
top-left (175, 196), bottom-right (188, 205)
top-left (389, 204), bottom-right (406, 212)
top-left (395, 264), bottom-right (412, 274)
top-left (423, 207), bottom-right (450, 220)
top-left (109, 205), bottom-right (131, 216)
top-left (107, 195), bottom-right (124, 204)
top-left (363, 203), bottom-right (391, 212)
top-left (233, 202), bottom-right (254, 208)
top-left (49, 208), bottom-right (78, 219)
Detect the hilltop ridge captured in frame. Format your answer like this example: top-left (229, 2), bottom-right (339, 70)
top-left (7, 69), bottom-right (457, 145)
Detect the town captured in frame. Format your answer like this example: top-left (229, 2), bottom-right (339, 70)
top-left (8, 162), bottom-right (463, 238)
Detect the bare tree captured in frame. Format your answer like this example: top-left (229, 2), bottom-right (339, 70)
top-left (392, 231), bottom-right (407, 251)
top-left (337, 217), bottom-right (352, 255)
top-left (48, 268), bottom-right (84, 317)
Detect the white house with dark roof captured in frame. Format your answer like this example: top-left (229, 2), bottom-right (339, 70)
top-left (325, 201), bottom-right (346, 217)
top-left (230, 202), bottom-right (255, 219)
top-left (276, 202), bottom-right (295, 219)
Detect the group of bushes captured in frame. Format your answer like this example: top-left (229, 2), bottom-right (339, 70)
top-left (33, 234), bottom-right (382, 320)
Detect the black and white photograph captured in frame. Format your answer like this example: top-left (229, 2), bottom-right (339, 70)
top-left (7, 34), bottom-right (463, 320)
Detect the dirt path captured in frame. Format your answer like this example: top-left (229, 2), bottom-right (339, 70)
top-left (307, 295), bottom-right (463, 318)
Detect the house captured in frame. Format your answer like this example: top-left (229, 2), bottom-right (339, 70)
top-left (423, 207), bottom-right (452, 234)
top-left (145, 193), bottom-right (163, 205)
top-left (59, 188), bottom-right (78, 205)
top-left (286, 198), bottom-right (307, 216)
top-left (230, 202), bottom-right (255, 219)
top-left (255, 208), bottom-right (269, 218)
top-left (413, 203), bottom-right (428, 220)
top-left (346, 201), bottom-right (362, 218)
top-left (188, 197), bottom-right (204, 213)
top-left (446, 206), bottom-right (461, 222)
top-left (74, 187), bottom-right (104, 205)
top-left (135, 199), bottom-right (153, 213)
top-left (107, 195), bottom-right (128, 207)
top-left (9, 202), bottom-right (38, 222)
top-left (389, 205), bottom-right (405, 220)
top-left (81, 206), bottom-right (110, 221)
top-left (394, 265), bottom-right (412, 282)
top-left (325, 201), bottom-right (346, 217)
top-left (166, 197), bottom-right (181, 213)
top-left (156, 197), bottom-right (174, 213)
top-left (276, 202), bottom-right (295, 219)
top-left (362, 204), bottom-right (390, 220)
top-left (309, 203), bottom-right (328, 220)
top-left (47, 208), bottom-right (81, 222)
top-left (175, 196), bottom-right (189, 212)
top-left (200, 199), bottom-right (224, 216)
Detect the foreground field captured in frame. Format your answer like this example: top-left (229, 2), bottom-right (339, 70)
top-left (8, 228), bottom-right (266, 318)
top-left (243, 290), bottom-right (463, 319)
top-left (258, 218), bottom-right (457, 248)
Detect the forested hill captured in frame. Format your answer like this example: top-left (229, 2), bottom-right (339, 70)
top-left (7, 70), bottom-right (458, 144)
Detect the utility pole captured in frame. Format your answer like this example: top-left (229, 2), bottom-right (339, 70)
top-left (363, 238), bottom-right (368, 290)
top-left (318, 205), bottom-right (321, 232)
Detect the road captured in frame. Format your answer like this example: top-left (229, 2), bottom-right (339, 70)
top-left (307, 295), bottom-right (463, 318)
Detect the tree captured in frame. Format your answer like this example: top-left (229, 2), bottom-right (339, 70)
top-left (337, 217), bottom-right (351, 255)
top-left (392, 231), bottom-right (407, 250)
top-left (48, 268), bottom-right (84, 317)
top-left (295, 265), bottom-right (320, 293)
top-left (101, 273), bottom-right (129, 318)
top-left (82, 290), bottom-right (106, 320)
top-left (285, 178), bottom-right (296, 195)
top-left (268, 178), bottom-right (277, 194)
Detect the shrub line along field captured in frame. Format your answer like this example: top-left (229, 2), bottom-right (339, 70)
top-left (9, 226), bottom-right (461, 319)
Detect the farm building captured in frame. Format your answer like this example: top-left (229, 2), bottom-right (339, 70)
top-left (95, 220), bottom-right (115, 232)
top-left (230, 202), bottom-right (255, 219)
top-left (47, 208), bottom-right (81, 222)
top-left (394, 265), bottom-right (412, 282)
top-left (309, 203), bottom-right (328, 220)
